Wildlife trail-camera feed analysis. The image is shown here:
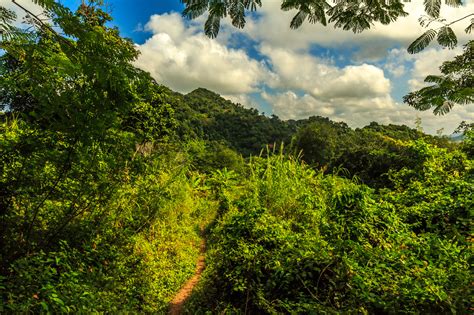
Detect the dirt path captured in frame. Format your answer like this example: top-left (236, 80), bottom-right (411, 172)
top-left (168, 240), bottom-right (206, 315)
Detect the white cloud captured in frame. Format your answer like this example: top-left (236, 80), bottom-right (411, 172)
top-left (134, 13), bottom-right (269, 95)
top-left (407, 47), bottom-right (462, 90)
top-left (134, 8), bottom-right (472, 135)
top-left (261, 46), bottom-right (391, 100)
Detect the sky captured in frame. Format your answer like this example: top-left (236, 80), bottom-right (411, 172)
top-left (2, 0), bottom-right (473, 134)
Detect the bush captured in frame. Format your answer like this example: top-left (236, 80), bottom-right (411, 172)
top-left (186, 146), bottom-right (472, 314)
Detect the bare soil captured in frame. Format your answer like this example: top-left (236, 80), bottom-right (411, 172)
top-left (168, 240), bottom-right (206, 315)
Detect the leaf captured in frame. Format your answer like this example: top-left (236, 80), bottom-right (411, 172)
top-left (424, 75), bottom-right (444, 84)
top-left (433, 101), bottom-right (454, 115)
top-left (437, 26), bottom-right (457, 49)
top-left (444, 0), bottom-right (462, 7)
top-left (408, 29), bottom-right (437, 54)
top-left (424, 0), bottom-right (441, 18)
top-left (182, 0), bottom-right (208, 19)
top-left (230, 1), bottom-right (246, 29)
top-left (204, 14), bottom-right (221, 38)
top-left (465, 18), bottom-right (474, 34)
top-left (290, 9), bottom-right (308, 29)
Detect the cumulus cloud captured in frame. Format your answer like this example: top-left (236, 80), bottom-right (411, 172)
top-left (135, 13), bottom-right (270, 95)
top-left (133, 8), bottom-right (472, 135)
top-left (261, 46), bottom-right (391, 100)
top-left (407, 47), bottom-right (463, 90)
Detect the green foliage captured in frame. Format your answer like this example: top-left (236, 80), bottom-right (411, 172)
top-left (384, 140), bottom-right (473, 241)
top-left (173, 88), bottom-right (294, 156)
top-left (292, 122), bottom-right (341, 167)
top-left (0, 1), bottom-right (208, 312)
top-left (1, 1), bottom-right (472, 313)
top-left (404, 40), bottom-right (473, 115)
top-left (182, 0), bottom-right (409, 37)
top-left (1, 115), bottom-right (217, 311)
top-left (186, 144), bottom-right (472, 314)
top-left (407, 28), bottom-right (438, 54)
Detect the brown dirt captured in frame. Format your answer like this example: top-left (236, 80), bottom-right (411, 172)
top-left (168, 240), bottom-right (206, 315)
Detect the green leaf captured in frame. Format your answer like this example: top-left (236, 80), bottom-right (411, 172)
top-left (444, 0), bottom-right (462, 7)
top-left (433, 101), bottom-right (454, 115)
top-left (408, 29), bottom-right (437, 54)
top-left (182, 0), bottom-right (208, 19)
top-left (465, 18), bottom-right (473, 34)
top-left (437, 26), bottom-right (457, 49)
top-left (205, 14), bottom-right (221, 38)
top-left (290, 9), bottom-right (308, 29)
top-left (423, 0), bottom-right (441, 18)
top-left (424, 75), bottom-right (444, 84)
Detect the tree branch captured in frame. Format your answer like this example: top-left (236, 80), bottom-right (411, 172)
top-left (11, 0), bottom-right (75, 49)
top-left (446, 13), bottom-right (474, 28)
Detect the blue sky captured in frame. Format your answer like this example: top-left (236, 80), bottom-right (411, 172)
top-left (4, 0), bottom-right (474, 134)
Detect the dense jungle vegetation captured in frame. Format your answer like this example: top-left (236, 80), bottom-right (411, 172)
top-left (1, 0), bottom-right (473, 314)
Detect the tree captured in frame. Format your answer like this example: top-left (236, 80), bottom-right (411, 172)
top-left (404, 40), bottom-right (473, 115)
top-left (0, 0), bottom-right (176, 266)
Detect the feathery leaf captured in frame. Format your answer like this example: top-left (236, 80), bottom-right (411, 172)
top-left (408, 29), bottom-right (437, 54)
top-left (437, 26), bottom-right (457, 49)
top-left (423, 0), bottom-right (441, 18)
top-left (465, 18), bottom-right (473, 34)
top-left (444, 0), bottom-right (462, 7)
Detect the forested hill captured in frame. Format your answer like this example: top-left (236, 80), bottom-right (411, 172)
top-left (167, 86), bottom-right (453, 156)
top-left (168, 87), bottom-right (294, 156)
top-left (160, 86), bottom-right (456, 187)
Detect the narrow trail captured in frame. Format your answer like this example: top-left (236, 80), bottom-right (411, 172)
top-left (168, 240), bottom-right (206, 315)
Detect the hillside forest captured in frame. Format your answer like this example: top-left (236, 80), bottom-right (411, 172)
top-left (0, 0), bottom-right (473, 314)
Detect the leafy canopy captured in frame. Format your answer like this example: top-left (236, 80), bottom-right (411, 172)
top-left (404, 40), bottom-right (473, 115)
top-left (180, 0), bottom-right (469, 48)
